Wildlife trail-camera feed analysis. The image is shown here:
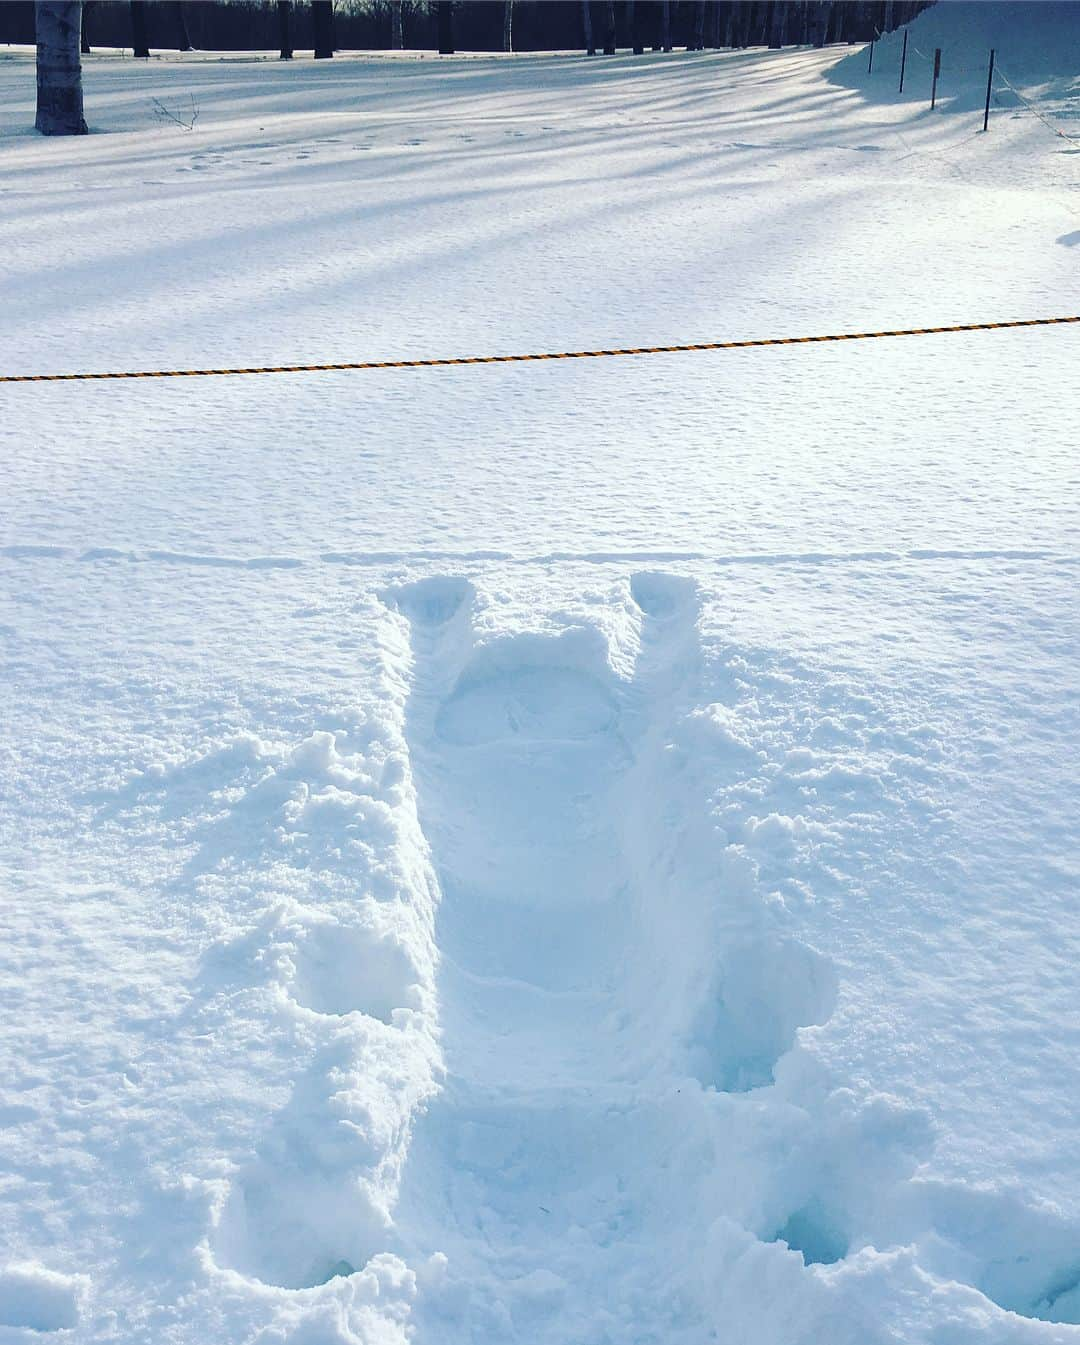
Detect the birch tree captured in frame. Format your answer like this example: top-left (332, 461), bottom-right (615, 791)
top-left (502, 0), bottom-right (512, 52)
top-left (35, 1), bottom-right (87, 135)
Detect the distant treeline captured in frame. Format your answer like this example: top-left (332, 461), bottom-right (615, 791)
top-left (3, 1), bottom-right (934, 55)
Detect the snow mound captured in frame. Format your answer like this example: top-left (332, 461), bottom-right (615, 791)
top-left (831, 1), bottom-right (1080, 107)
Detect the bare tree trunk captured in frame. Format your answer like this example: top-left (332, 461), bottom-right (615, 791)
top-left (838, 0), bottom-right (854, 41)
top-left (129, 0), bottom-right (148, 57)
top-left (768, 0), bottom-right (784, 46)
top-left (739, 1), bottom-right (754, 46)
top-left (582, 0), bottom-right (595, 53)
top-left (814, 1), bottom-right (830, 45)
top-left (277, 0), bottom-right (292, 58)
top-left (602, 0), bottom-right (615, 53)
top-left (171, 1), bottom-right (190, 50)
top-left (36, 1), bottom-right (87, 134)
top-left (437, 0), bottom-right (453, 53)
top-left (660, 0), bottom-right (671, 50)
top-left (390, 0), bottom-right (403, 48)
top-left (629, 0), bottom-right (642, 54)
top-left (800, 0), bottom-right (813, 41)
top-left (80, 0), bottom-right (92, 53)
top-left (690, 0), bottom-right (705, 49)
top-left (503, 0), bottom-right (512, 51)
top-left (312, 0), bottom-right (333, 57)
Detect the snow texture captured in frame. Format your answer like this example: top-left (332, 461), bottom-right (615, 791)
top-left (2, 6), bottom-right (1080, 1342)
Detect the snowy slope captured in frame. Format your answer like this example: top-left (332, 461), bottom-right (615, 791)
top-left (2, 12), bottom-right (1080, 1345)
top-left (833, 0), bottom-right (1080, 90)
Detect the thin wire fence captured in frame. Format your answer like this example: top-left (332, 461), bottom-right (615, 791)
top-left (873, 32), bottom-right (1079, 143)
top-left (993, 64), bottom-right (1080, 143)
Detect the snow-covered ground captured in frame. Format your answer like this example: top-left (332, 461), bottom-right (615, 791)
top-left (2, 5), bottom-right (1079, 1341)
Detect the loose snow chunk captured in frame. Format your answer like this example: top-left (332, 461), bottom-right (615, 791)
top-left (693, 703), bottom-right (762, 758)
top-left (744, 812), bottom-right (813, 851)
top-left (0, 1263), bottom-right (87, 1332)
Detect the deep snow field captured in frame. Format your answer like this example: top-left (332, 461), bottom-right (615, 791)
top-left (2, 4), bottom-right (1080, 1342)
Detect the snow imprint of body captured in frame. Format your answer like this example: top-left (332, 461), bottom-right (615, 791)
top-left (138, 576), bottom-right (1080, 1341)
top-left (378, 573), bottom-right (850, 1341)
top-left (381, 574), bottom-right (1080, 1342)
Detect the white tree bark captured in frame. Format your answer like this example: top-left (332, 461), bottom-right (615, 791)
top-left (36, 1), bottom-right (87, 135)
top-left (391, 0), bottom-right (403, 49)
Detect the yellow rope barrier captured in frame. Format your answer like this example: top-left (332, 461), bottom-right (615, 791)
top-left (3, 316), bottom-right (1077, 384)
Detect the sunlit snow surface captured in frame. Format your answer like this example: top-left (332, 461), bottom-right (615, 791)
top-left (2, 9), bottom-right (1080, 1343)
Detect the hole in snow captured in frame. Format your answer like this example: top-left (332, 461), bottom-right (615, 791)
top-left (913, 1180), bottom-right (1080, 1324)
top-left (0, 1264), bottom-right (84, 1333)
top-left (388, 576), bottom-right (473, 627)
top-left (688, 936), bottom-right (836, 1092)
top-left (630, 571), bottom-right (695, 619)
top-left (1028, 1268), bottom-right (1080, 1324)
top-left (319, 1258), bottom-right (357, 1284)
top-left (214, 1173), bottom-right (380, 1289)
top-left (771, 1202), bottom-right (850, 1266)
top-left (211, 1051), bottom-right (391, 1294)
top-left (979, 1261), bottom-right (1080, 1324)
top-left (290, 921), bottom-right (420, 1023)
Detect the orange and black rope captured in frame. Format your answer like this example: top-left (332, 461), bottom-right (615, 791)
top-left (3, 315), bottom-right (1077, 384)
